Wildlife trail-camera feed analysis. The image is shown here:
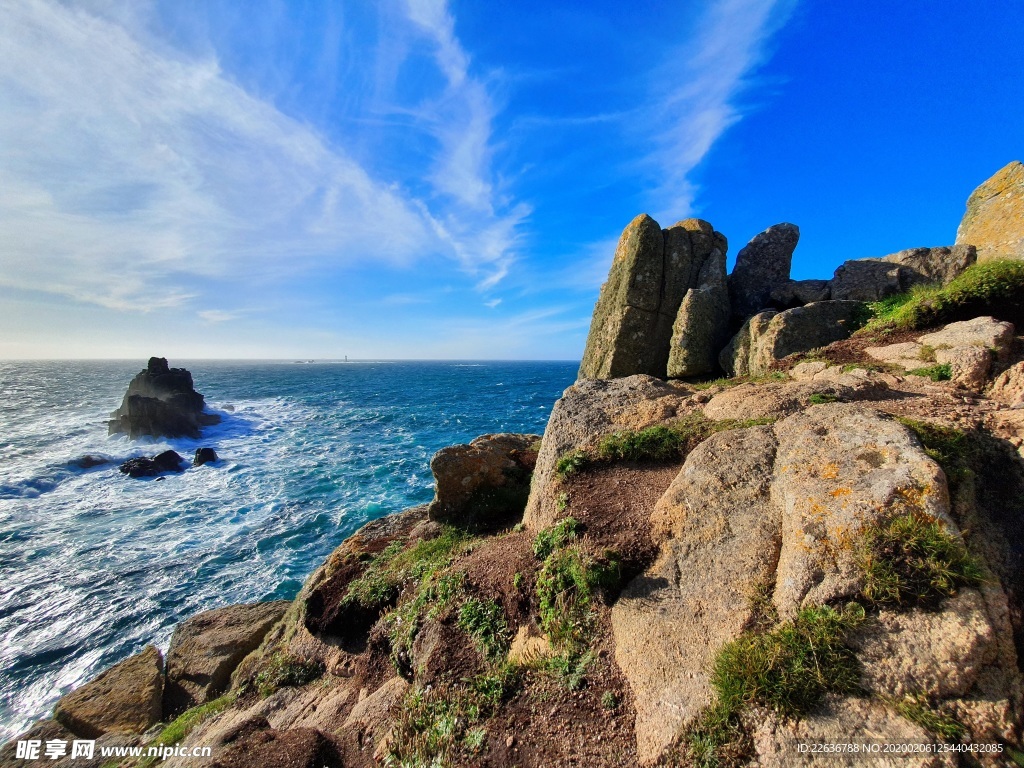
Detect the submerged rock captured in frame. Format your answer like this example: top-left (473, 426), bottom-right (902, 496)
top-left (109, 357), bottom-right (220, 440)
top-left (956, 160), bottom-right (1024, 262)
top-left (119, 449), bottom-right (185, 478)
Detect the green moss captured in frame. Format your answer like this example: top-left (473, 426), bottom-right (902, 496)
top-left (254, 653), bottom-right (323, 696)
top-left (808, 393), bottom-right (840, 405)
top-left (711, 603), bottom-right (865, 720)
top-left (554, 415), bottom-right (777, 480)
top-left (857, 511), bottom-right (983, 608)
top-left (907, 363), bottom-right (952, 381)
top-left (140, 693), bottom-right (235, 765)
top-left (887, 695), bottom-right (965, 741)
top-left (860, 259), bottom-right (1024, 333)
top-left (457, 598), bottom-right (511, 660)
top-left (532, 517), bottom-right (581, 560)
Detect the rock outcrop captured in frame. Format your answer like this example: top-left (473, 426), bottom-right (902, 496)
top-left (957, 160), bottom-right (1024, 262)
top-left (614, 403), bottom-right (1021, 762)
top-left (427, 433), bottom-right (540, 527)
top-left (53, 645), bottom-right (163, 738)
top-left (728, 223), bottom-right (799, 321)
top-left (523, 375), bottom-right (691, 531)
top-left (163, 601), bottom-right (289, 717)
top-left (720, 300), bottom-right (866, 377)
top-left (666, 233), bottom-right (730, 377)
top-left (770, 279), bottom-right (831, 308)
top-left (109, 357), bottom-right (220, 439)
top-left (578, 215), bottom-right (727, 380)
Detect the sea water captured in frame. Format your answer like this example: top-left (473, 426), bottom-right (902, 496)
top-left (0, 359), bottom-right (577, 741)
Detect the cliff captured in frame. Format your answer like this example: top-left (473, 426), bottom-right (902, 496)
top-left (6, 163), bottom-right (1024, 768)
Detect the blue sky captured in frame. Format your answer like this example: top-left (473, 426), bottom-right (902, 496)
top-left (1, 0), bottom-right (1022, 359)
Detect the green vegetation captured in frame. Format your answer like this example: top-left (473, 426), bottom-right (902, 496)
top-left (907, 363), bottom-right (952, 381)
top-left (887, 695), bottom-right (965, 741)
top-left (385, 572), bottom-right (467, 666)
top-left (555, 449), bottom-right (589, 478)
top-left (596, 424), bottom-right (687, 462)
top-left (532, 516), bottom-right (581, 559)
top-left (536, 547), bottom-right (619, 648)
top-left (344, 528), bottom-right (470, 612)
top-left (254, 652), bottom-right (323, 696)
top-left (895, 418), bottom-right (970, 469)
top-left (807, 392), bottom-right (840, 405)
top-left (857, 511), bottom-right (982, 608)
top-left (674, 703), bottom-right (749, 768)
top-left (386, 667), bottom-right (519, 767)
top-left (600, 690), bottom-right (620, 710)
top-left (860, 259), bottom-right (1024, 333)
top-left (140, 694), bottom-right (235, 764)
top-left (554, 415), bottom-right (777, 479)
top-left (556, 491), bottom-right (569, 512)
top-left (690, 371), bottom-right (788, 390)
top-left (710, 603), bottom-right (865, 720)
top-left (530, 521), bottom-right (621, 690)
top-left (457, 598), bottom-right (511, 660)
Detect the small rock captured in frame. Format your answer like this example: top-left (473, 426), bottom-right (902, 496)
top-left (193, 447), bottom-right (218, 467)
top-left (71, 455), bottom-right (109, 469)
top-left (108, 357), bottom-right (220, 439)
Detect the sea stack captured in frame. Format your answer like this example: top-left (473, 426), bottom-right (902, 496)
top-left (108, 357), bottom-right (220, 439)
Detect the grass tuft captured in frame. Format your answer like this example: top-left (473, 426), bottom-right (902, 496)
top-left (253, 652), bottom-right (323, 697)
top-left (344, 528), bottom-right (469, 613)
top-left (860, 259), bottom-right (1024, 333)
top-left (857, 511), bottom-right (982, 608)
top-left (907, 363), bottom-right (952, 381)
top-left (386, 666), bottom-right (519, 766)
top-left (457, 598), bottom-right (511, 660)
top-left (808, 393), bottom-right (840, 405)
top-left (711, 603), bottom-right (865, 720)
top-left (673, 703), bottom-right (750, 768)
top-left (887, 695), bottom-right (965, 741)
top-left (532, 517), bottom-right (581, 559)
top-left (554, 415), bottom-right (776, 480)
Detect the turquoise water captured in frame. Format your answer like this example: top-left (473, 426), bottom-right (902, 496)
top-left (0, 360), bottom-right (576, 741)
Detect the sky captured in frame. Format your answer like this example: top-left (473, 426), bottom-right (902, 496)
top-left (1, 0), bottom-right (1022, 360)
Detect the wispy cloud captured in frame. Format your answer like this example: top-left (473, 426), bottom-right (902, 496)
top-left (645, 0), bottom-right (797, 218)
top-left (0, 0), bottom-right (527, 314)
top-left (398, 0), bottom-right (530, 287)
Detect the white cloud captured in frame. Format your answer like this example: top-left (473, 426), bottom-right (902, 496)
top-left (0, 0), bottom-right (512, 313)
top-left (645, 0), bottom-right (798, 218)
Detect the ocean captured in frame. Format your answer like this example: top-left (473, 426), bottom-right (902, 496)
top-left (0, 359), bottom-right (577, 742)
